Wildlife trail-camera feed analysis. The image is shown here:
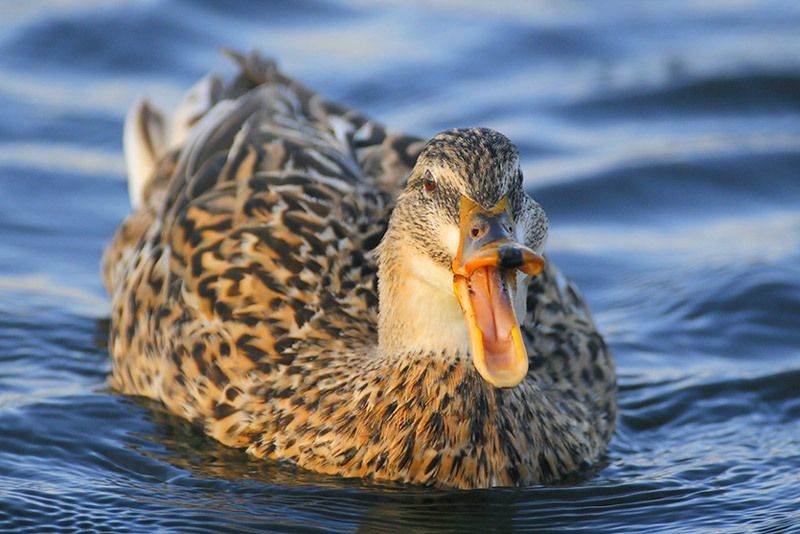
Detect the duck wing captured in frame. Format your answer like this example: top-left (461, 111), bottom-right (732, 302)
top-left (102, 50), bottom-right (424, 441)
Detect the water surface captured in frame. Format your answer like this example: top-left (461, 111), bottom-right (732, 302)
top-left (1, 1), bottom-right (799, 531)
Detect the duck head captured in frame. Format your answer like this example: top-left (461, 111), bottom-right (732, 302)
top-left (377, 128), bottom-right (548, 388)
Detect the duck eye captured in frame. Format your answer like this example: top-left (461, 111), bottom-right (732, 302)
top-left (422, 171), bottom-right (437, 193)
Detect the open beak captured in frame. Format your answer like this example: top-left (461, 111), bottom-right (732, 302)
top-left (452, 196), bottom-right (545, 388)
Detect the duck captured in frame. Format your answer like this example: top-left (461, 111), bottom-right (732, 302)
top-left (102, 50), bottom-right (617, 489)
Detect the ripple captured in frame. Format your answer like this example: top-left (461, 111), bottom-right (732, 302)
top-left (563, 71), bottom-right (800, 118)
top-left (0, 143), bottom-right (124, 177)
top-left (621, 366), bottom-right (800, 431)
top-left (534, 149), bottom-right (800, 222)
top-left (0, 4), bottom-right (210, 77)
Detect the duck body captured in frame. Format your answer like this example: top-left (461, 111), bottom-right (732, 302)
top-left (103, 51), bottom-right (616, 488)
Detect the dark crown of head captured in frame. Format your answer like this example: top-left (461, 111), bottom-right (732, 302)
top-left (420, 128), bottom-right (521, 209)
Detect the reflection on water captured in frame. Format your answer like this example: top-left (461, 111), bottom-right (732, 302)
top-left (1, 0), bottom-right (799, 531)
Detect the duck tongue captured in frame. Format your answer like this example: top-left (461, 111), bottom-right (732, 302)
top-left (467, 266), bottom-right (518, 374)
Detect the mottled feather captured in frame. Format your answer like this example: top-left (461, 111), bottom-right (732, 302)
top-left (103, 50), bottom-right (616, 488)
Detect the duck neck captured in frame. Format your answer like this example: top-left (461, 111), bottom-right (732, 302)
top-left (377, 230), bottom-right (470, 359)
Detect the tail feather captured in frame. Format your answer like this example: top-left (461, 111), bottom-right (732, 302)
top-left (168, 73), bottom-right (224, 153)
top-left (123, 73), bottom-right (224, 209)
top-left (123, 98), bottom-right (166, 209)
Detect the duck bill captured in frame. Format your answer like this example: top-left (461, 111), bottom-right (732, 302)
top-left (452, 196), bottom-right (545, 388)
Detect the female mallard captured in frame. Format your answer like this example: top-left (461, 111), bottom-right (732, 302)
top-left (103, 50), bottom-right (616, 489)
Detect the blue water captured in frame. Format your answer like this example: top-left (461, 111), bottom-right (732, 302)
top-left (1, 1), bottom-right (800, 531)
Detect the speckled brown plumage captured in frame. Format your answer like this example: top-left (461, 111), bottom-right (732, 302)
top-left (103, 50), bottom-right (616, 489)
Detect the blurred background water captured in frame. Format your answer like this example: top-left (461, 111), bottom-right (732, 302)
top-left (1, 1), bottom-right (799, 532)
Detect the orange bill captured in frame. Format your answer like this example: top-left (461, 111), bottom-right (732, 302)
top-left (452, 196), bottom-right (545, 388)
